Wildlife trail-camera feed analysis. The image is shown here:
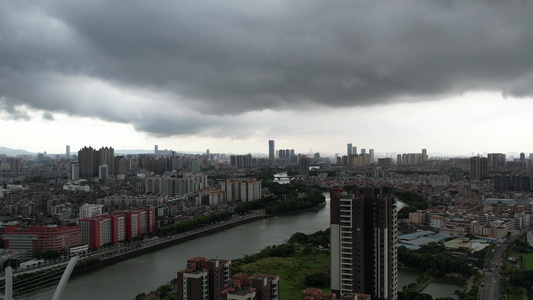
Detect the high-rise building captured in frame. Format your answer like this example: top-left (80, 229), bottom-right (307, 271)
top-left (78, 146), bottom-right (98, 178)
top-left (114, 156), bottom-right (127, 176)
top-left (360, 148), bottom-right (366, 155)
top-left (80, 208), bottom-right (155, 249)
top-left (177, 257), bottom-right (232, 300)
top-left (299, 156), bottom-right (311, 176)
top-left (177, 257), bottom-right (279, 300)
top-left (155, 145), bottom-right (159, 155)
top-left (71, 163), bottom-right (79, 180)
top-left (230, 154), bottom-right (252, 168)
top-left (66, 145), bottom-right (70, 158)
top-left (249, 274), bottom-right (280, 300)
top-left (99, 164), bottom-right (109, 180)
top-left (369, 149), bottom-right (375, 163)
top-left (487, 153), bottom-right (506, 169)
top-left (99, 146), bottom-right (115, 175)
top-left (269, 140), bottom-right (275, 161)
top-left (470, 156), bottom-right (488, 181)
top-left (397, 150), bottom-right (427, 165)
top-left (347, 143), bottom-right (353, 157)
top-left (78, 146), bottom-right (115, 178)
top-left (330, 188), bottom-right (398, 299)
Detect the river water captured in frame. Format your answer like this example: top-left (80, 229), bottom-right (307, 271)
top-left (27, 175), bottom-right (461, 299)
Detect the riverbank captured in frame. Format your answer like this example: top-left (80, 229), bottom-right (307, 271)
top-left (12, 193), bottom-right (332, 300)
top-left (76, 203), bottom-right (327, 273)
top-left (5, 204), bottom-right (327, 282)
top-left (79, 214), bottom-right (270, 271)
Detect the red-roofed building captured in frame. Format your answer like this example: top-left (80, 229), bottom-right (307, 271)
top-left (3, 225), bottom-right (82, 258)
top-left (80, 208), bottom-right (156, 249)
top-left (303, 288), bottom-right (337, 300)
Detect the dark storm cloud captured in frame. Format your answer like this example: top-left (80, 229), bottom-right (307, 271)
top-left (1, 0), bottom-right (533, 136)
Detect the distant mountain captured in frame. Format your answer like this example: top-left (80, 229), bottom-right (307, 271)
top-left (0, 147), bottom-right (35, 156)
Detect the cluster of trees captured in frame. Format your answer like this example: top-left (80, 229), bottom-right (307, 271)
top-left (287, 229), bottom-right (330, 249)
top-left (500, 234), bottom-right (533, 296)
top-left (34, 247), bottom-right (61, 260)
top-left (398, 245), bottom-right (474, 277)
top-left (235, 182), bottom-right (325, 215)
top-left (234, 196), bottom-right (277, 215)
top-left (256, 166), bottom-right (276, 181)
top-left (508, 270), bottom-right (533, 291)
top-left (264, 198), bottom-right (319, 214)
top-left (23, 176), bottom-right (47, 184)
top-left (157, 211), bottom-right (232, 237)
top-left (508, 237), bottom-right (533, 253)
top-left (304, 272), bottom-right (329, 288)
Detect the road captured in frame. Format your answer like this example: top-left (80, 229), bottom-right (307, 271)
top-left (481, 234), bottom-right (519, 300)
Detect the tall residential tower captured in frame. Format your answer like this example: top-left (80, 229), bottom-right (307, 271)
top-left (268, 140), bottom-right (275, 161)
top-left (330, 188), bottom-right (398, 299)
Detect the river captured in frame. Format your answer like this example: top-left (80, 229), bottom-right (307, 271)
top-left (25, 175), bottom-right (461, 299)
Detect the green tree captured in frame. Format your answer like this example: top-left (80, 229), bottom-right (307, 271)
top-left (304, 272), bottom-right (329, 288)
top-left (41, 250), bottom-right (61, 260)
top-left (158, 284), bottom-right (171, 298)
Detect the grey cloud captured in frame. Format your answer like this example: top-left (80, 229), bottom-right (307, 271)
top-left (1, 0), bottom-right (533, 136)
top-left (42, 112), bottom-right (54, 121)
top-left (0, 97), bottom-right (30, 121)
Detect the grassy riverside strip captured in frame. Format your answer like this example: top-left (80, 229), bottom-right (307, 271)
top-left (137, 229), bottom-right (331, 300)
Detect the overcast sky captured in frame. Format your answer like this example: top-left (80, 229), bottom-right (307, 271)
top-left (1, 0), bottom-right (533, 157)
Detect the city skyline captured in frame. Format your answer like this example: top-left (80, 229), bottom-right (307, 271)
top-left (2, 2), bottom-right (533, 156)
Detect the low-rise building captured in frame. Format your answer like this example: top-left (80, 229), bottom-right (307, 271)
top-left (3, 225), bottom-right (82, 258)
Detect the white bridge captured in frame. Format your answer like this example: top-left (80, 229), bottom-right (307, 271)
top-left (0, 256), bottom-right (78, 300)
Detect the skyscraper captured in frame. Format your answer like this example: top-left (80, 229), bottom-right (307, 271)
top-left (347, 143), bottom-right (353, 156)
top-left (470, 156), bottom-right (488, 181)
top-left (99, 146), bottom-right (115, 175)
top-left (330, 188), bottom-right (398, 299)
top-left (299, 156), bottom-right (310, 176)
top-left (268, 140), bottom-right (275, 161)
top-left (155, 145), bottom-right (159, 155)
top-left (66, 145), bottom-right (70, 158)
top-left (78, 146), bottom-right (98, 178)
top-left (369, 149), bottom-right (375, 163)
top-left (487, 153), bottom-right (506, 169)
top-left (78, 146), bottom-right (115, 178)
